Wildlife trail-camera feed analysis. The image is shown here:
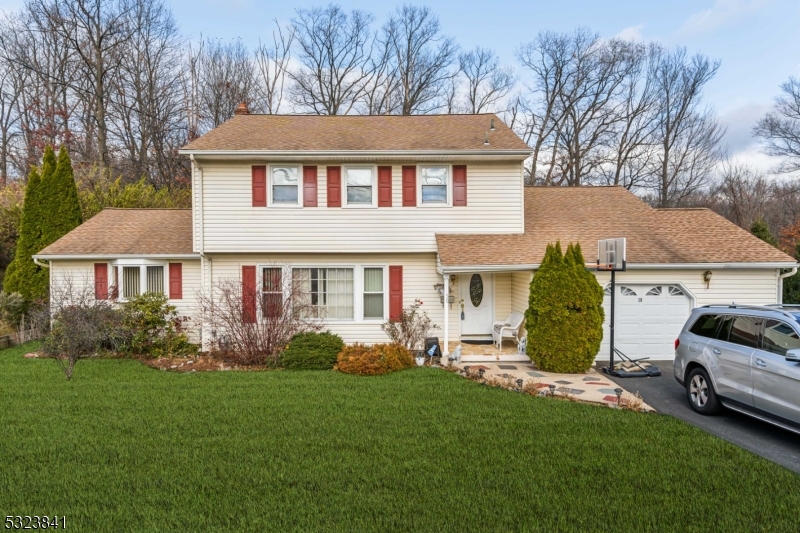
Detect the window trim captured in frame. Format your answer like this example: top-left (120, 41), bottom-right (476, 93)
top-left (343, 165), bottom-right (378, 208)
top-left (109, 259), bottom-right (167, 302)
top-left (417, 164), bottom-right (453, 207)
top-left (256, 263), bottom-right (389, 323)
top-left (268, 164), bottom-right (302, 208)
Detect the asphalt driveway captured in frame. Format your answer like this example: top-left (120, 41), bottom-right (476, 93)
top-left (598, 359), bottom-right (800, 474)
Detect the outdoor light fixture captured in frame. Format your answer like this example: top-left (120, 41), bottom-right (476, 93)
top-left (614, 388), bottom-right (623, 406)
top-left (548, 384), bottom-right (556, 397)
top-left (516, 379), bottom-right (523, 390)
top-left (464, 366), bottom-right (471, 375)
top-left (478, 368), bottom-right (485, 378)
top-left (702, 270), bottom-right (713, 289)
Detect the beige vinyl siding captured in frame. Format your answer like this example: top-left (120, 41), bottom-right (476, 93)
top-left (208, 252), bottom-right (444, 345)
top-left (511, 270), bottom-right (532, 337)
top-left (494, 273), bottom-right (512, 321)
top-left (49, 259), bottom-right (202, 342)
top-left (592, 268), bottom-right (779, 306)
top-left (198, 162), bottom-right (523, 253)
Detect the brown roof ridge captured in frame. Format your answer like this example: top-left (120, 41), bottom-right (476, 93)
top-left (234, 112), bottom-right (501, 117)
top-left (655, 207), bottom-right (711, 211)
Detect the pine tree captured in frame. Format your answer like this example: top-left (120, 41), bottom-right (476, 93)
top-left (751, 217), bottom-right (778, 247)
top-left (49, 146), bottom-right (83, 239)
top-left (525, 241), bottom-right (605, 373)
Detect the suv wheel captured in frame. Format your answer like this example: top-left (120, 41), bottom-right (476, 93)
top-left (686, 367), bottom-right (721, 415)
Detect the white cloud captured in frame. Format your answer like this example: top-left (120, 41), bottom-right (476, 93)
top-left (720, 102), bottom-right (770, 153)
top-left (679, 0), bottom-right (770, 35)
top-left (615, 24), bottom-right (645, 42)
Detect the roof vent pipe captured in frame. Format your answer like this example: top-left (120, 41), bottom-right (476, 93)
top-left (490, 118), bottom-right (495, 131)
top-left (484, 132), bottom-right (489, 145)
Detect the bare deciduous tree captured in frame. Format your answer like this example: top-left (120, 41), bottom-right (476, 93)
top-left (198, 38), bottom-right (258, 129)
top-left (383, 5), bottom-right (458, 115)
top-left (458, 47), bottom-right (515, 114)
top-left (290, 5), bottom-right (374, 115)
top-left (754, 77), bottom-right (800, 174)
top-left (254, 20), bottom-right (294, 115)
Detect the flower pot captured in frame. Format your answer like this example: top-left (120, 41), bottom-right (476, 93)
top-left (415, 356), bottom-right (425, 367)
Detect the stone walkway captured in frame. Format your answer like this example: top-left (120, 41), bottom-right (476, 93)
top-left (453, 362), bottom-right (654, 411)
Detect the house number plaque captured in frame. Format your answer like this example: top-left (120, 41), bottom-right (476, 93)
top-left (469, 274), bottom-right (483, 307)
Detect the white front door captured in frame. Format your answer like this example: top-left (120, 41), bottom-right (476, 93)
top-left (460, 273), bottom-right (494, 336)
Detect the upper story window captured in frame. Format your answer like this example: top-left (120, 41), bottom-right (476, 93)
top-left (420, 166), bottom-right (448, 204)
top-left (271, 165), bottom-right (300, 206)
top-left (345, 167), bottom-right (374, 206)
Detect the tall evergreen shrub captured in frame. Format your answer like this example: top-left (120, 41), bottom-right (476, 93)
top-left (525, 242), bottom-right (605, 373)
top-left (5, 146), bottom-right (82, 301)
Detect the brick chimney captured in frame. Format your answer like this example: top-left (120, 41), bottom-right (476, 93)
top-left (234, 102), bottom-right (249, 116)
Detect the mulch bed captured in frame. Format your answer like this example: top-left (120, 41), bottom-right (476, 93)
top-left (143, 354), bottom-right (270, 372)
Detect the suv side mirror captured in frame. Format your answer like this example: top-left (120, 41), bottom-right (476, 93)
top-left (786, 348), bottom-right (800, 363)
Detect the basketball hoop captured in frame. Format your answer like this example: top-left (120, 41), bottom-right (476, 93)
top-left (597, 238), bottom-right (627, 377)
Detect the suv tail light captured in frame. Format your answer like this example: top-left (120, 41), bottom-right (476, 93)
top-left (674, 338), bottom-right (680, 351)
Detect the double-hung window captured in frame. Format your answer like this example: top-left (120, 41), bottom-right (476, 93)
top-left (261, 267), bottom-right (283, 318)
top-left (363, 267), bottom-right (385, 320)
top-left (345, 167), bottom-right (374, 206)
top-left (271, 165), bottom-right (300, 205)
top-left (292, 267), bottom-right (354, 319)
top-left (420, 165), bottom-right (448, 204)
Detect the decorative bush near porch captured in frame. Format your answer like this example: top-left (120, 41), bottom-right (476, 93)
top-left (281, 331), bottom-right (344, 370)
top-left (526, 242), bottom-right (605, 373)
top-left (335, 342), bottom-right (414, 375)
top-left (2, 342), bottom-right (798, 532)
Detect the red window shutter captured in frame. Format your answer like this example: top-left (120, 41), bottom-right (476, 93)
top-left (94, 263), bottom-right (108, 300)
top-left (402, 166), bottom-right (416, 207)
top-left (453, 165), bottom-right (467, 206)
top-left (242, 265), bottom-right (257, 324)
top-left (169, 263), bottom-right (183, 299)
top-left (389, 266), bottom-right (403, 321)
top-left (252, 165), bottom-right (267, 207)
top-left (327, 166), bottom-right (341, 207)
top-left (303, 166), bottom-right (318, 207)
top-left (378, 166), bottom-right (392, 207)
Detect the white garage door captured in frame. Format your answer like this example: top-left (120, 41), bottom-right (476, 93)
top-left (599, 284), bottom-right (692, 361)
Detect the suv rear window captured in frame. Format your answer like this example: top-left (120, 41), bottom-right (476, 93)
top-left (729, 316), bottom-right (760, 348)
top-left (689, 314), bottom-right (721, 338)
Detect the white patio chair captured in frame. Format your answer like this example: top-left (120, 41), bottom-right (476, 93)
top-left (492, 311), bottom-right (525, 350)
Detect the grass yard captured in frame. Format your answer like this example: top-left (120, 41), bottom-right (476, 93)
top-left (1, 343), bottom-right (799, 532)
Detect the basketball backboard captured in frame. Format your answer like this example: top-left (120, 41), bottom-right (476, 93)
top-left (598, 238), bottom-right (626, 271)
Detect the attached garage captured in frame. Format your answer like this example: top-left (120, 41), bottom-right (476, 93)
top-left (600, 283), bottom-right (692, 360)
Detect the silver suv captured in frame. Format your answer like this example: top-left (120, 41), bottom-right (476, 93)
top-left (674, 304), bottom-right (800, 434)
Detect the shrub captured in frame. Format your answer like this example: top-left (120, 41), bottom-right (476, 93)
top-left (121, 292), bottom-right (196, 358)
top-left (0, 291), bottom-right (27, 327)
top-left (41, 302), bottom-right (127, 379)
top-left (281, 331), bottom-right (344, 370)
top-left (336, 343), bottom-right (414, 376)
top-left (525, 242), bottom-right (604, 373)
top-left (381, 299), bottom-right (438, 350)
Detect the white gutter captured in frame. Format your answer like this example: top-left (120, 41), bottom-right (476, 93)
top-left (439, 261), bottom-right (799, 273)
top-left (179, 149), bottom-right (531, 160)
top-left (33, 257), bottom-right (50, 268)
top-left (33, 254), bottom-right (201, 261)
top-left (778, 267), bottom-right (798, 304)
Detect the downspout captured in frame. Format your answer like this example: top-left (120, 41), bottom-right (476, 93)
top-left (191, 154), bottom-right (212, 349)
top-left (33, 258), bottom-right (50, 268)
top-left (778, 267), bottom-right (798, 304)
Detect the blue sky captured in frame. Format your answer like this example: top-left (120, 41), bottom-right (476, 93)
top-left (3, 0), bottom-right (799, 169)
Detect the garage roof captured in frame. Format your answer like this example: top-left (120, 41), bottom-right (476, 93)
top-left (436, 186), bottom-right (797, 267)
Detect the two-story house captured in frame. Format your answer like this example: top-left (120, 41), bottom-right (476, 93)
top-left (35, 110), bottom-right (797, 361)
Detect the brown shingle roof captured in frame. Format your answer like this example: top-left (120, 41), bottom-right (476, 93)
top-left (181, 114), bottom-right (530, 153)
top-left (436, 186), bottom-right (796, 267)
top-left (36, 209), bottom-right (193, 257)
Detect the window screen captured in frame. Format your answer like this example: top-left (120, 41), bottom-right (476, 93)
top-left (272, 166), bottom-right (299, 204)
top-left (346, 168), bottom-right (372, 204)
top-left (728, 316), bottom-right (760, 349)
top-left (421, 166), bottom-right (447, 203)
top-left (762, 319), bottom-right (800, 356)
top-left (363, 267), bottom-right (384, 319)
top-left (689, 314), bottom-right (721, 338)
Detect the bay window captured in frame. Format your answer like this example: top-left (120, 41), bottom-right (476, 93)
top-left (115, 262), bottom-right (166, 300)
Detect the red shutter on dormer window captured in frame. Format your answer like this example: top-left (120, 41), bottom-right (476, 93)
top-left (327, 166), bottom-right (341, 207)
top-left (453, 165), bottom-right (467, 206)
top-left (94, 263), bottom-right (108, 300)
top-left (242, 265), bottom-right (257, 324)
top-left (169, 263), bottom-right (183, 299)
top-left (303, 166), bottom-right (318, 207)
top-left (378, 166), bottom-right (392, 207)
top-left (402, 166), bottom-right (416, 207)
top-left (389, 266), bottom-right (403, 321)
top-left (252, 165), bottom-right (267, 207)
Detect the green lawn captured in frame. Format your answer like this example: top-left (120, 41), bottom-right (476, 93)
top-left (1, 343), bottom-right (798, 532)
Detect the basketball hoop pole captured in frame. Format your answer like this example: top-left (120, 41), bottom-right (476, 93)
top-left (609, 268), bottom-right (615, 373)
